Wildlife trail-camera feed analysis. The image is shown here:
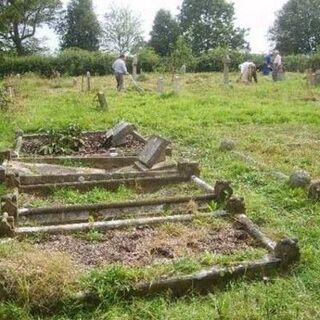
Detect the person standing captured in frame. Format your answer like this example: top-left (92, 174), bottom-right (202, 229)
top-left (112, 54), bottom-right (129, 92)
top-left (272, 50), bottom-right (283, 81)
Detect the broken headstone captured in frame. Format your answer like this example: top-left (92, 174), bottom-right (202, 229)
top-left (178, 161), bottom-right (200, 178)
top-left (214, 181), bottom-right (233, 203)
top-left (138, 136), bottom-right (170, 169)
top-left (289, 170), bottom-right (311, 188)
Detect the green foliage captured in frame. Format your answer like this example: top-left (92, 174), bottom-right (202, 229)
top-left (137, 47), bottom-right (161, 73)
top-left (0, 48), bottom-right (115, 77)
top-left (169, 36), bottom-right (194, 73)
top-left (0, 0), bottom-right (62, 55)
top-left (179, 0), bottom-right (248, 55)
top-left (58, 0), bottom-right (101, 51)
top-left (0, 85), bottom-right (11, 110)
top-left (269, 0), bottom-right (320, 54)
top-left (37, 123), bottom-right (84, 155)
top-left (149, 9), bottom-right (181, 57)
top-left (81, 265), bottom-right (138, 304)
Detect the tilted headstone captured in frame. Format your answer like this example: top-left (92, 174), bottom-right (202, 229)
top-left (157, 77), bottom-right (164, 94)
top-left (86, 71), bottom-right (91, 91)
top-left (97, 91), bottom-right (108, 111)
top-left (105, 121), bottom-right (135, 147)
top-left (180, 64), bottom-right (186, 74)
top-left (132, 55), bottom-right (138, 81)
top-left (138, 136), bottom-right (170, 168)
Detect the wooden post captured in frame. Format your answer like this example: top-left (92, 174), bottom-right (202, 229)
top-left (132, 55), bottom-right (138, 81)
top-left (223, 54), bottom-right (231, 85)
top-left (86, 71), bottom-right (91, 92)
top-left (97, 91), bottom-right (108, 111)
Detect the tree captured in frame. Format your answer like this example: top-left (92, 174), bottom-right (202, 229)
top-left (179, 0), bottom-right (248, 55)
top-left (169, 36), bottom-right (193, 75)
top-left (269, 0), bottom-right (320, 54)
top-left (0, 0), bottom-right (61, 55)
top-left (149, 9), bottom-right (180, 56)
top-left (58, 0), bottom-right (101, 51)
top-left (102, 5), bottom-right (143, 54)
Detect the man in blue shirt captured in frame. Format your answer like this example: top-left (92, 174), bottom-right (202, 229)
top-left (112, 54), bottom-right (129, 92)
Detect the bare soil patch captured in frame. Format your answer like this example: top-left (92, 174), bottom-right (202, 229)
top-left (21, 133), bottom-right (145, 156)
top-left (33, 223), bottom-right (257, 268)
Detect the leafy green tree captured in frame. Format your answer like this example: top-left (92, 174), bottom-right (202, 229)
top-left (59, 0), bottom-right (101, 51)
top-left (0, 0), bottom-right (61, 55)
top-left (149, 9), bottom-right (180, 56)
top-left (269, 0), bottom-right (320, 54)
top-left (169, 36), bottom-right (193, 75)
top-left (102, 5), bottom-right (143, 54)
top-left (179, 0), bottom-right (248, 55)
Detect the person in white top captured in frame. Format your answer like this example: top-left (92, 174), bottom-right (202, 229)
top-left (112, 54), bottom-right (129, 91)
top-left (239, 61), bottom-right (257, 84)
top-left (272, 50), bottom-right (283, 81)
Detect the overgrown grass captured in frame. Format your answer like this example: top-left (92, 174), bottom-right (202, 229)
top-left (1, 73), bottom-right (320, 318)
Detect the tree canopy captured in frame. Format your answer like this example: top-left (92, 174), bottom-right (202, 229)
top-left (0, 0), bottom-right (61, 55)
top-left (102, 5), bottom-right (143, 54)
top-left (179, 0), bottom-right (248, 55)
top-left (269, 0), bottom-right (320, 54)
top-left (149, 9), bottom-right (180, 56)
top-left (58, 0), bottom-right (101, 51)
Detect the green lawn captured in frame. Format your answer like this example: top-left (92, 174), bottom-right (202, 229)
top-left (1, 72), bottom-right (320, 319)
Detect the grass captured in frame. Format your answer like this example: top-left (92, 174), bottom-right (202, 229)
top-left (1, 72), bottom-right (320, 318)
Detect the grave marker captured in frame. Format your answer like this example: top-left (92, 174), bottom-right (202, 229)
top-left (173, 76), bottom-right (180, 95)
top-left (132, 55), bottom-right (138, 81)
top-left (157, 77), bottom-right (164, 94)
top-left (138, 136), bottom-right (170, 168)
top-left (97, 91), bottom-right (108, 111)
top-left (105, 121), bottom-right (135, 147)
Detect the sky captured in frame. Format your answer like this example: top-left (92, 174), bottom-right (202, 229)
top-left (39, 0), bottom-right (288, 54)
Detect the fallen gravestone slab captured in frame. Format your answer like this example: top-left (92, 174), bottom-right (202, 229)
top-left (138, 136), bottom-right (170, 169)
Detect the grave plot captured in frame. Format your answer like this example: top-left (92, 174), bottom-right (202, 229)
top-left (7, 121), bottom-right (172, 171)
top-left (0, 124), bottom-right (300, 298)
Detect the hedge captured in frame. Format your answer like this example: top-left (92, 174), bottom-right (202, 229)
top-left (1, 48), bottom-right (320, 77)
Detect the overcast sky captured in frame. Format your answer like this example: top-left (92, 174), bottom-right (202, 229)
top-left (39, 0), bottom-right (288, 53)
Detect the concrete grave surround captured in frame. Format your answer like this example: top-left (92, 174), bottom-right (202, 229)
top-left (0, 123), bottom-right (301, 299)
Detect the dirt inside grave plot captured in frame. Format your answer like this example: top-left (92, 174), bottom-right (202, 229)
top-left (21, 133), bottom-right (145, 156)
top-left (33, 221), bottom-right (260, 269)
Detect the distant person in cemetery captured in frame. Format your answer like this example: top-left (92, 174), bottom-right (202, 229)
top-left (272, 50), bottom-right (283, 81)
top-left (239, 61), bottom-right (258, 84)
top-left (112, 54), bottom-right (129, 92)
top-left (262, 52), bottom-right (272, 76)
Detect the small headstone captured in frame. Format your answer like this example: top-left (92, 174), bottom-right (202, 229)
top-left (138, 136), bottom-right (170, 168)
top-left (157, 77), bottom-right (164, 94)
top-left (173, 76), bottom-right (180, 95)
top-left (73, 78), bottom-right (77, 86)
top-left (289, 170), bottom-right (311, 188)
top-left (97, 91), bottom-right (108, 111)
top-left (274, 238), bottom-right (300, 269)
top-left (219, 139), bottom-right (235, 151)
top-left (178, 161), bottom-right (200, 178)
top-left (106, 121), bottom-right (135, 147)
top-left (180, 64), bottom-right (186, 74)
